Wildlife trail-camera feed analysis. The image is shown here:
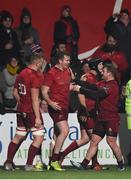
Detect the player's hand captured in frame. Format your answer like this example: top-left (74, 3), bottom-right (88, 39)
top-left (79, 115), bottom-right (87, 122)
top-left (5, 42), bottom-right (13, 49)
top-left (80, 74), bottom-right (87, 81)
top-left (24, 37), bottom-right (34, 45)
top-left (35, 118), bottom-right (42, 128)
top-left (73, 85), bottom-right (81, 92)
top-left (49, 101), bottom-right (62, 111)
top-left (69, 82), bottom-right (75, 91)
top-left (112, 13), bottom-right (120, 19)
top-left (121, 85), bottom-right (126, 96)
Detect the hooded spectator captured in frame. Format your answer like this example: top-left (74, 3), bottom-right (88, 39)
top-left (15, 8), bottom-right (40, 66)
top-left (53, 5), bottom-right (80, 67)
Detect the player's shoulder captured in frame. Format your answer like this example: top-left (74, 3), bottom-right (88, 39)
top-left (108, 80), bottom-right (118, 86)
top-left (19, 68), bottom-right (30, 75)
top-left (20, 68), bottom-right (37, 79)
top-left (47, 66), bottom-right (58, 75)
top-left (96, 80), bottom-right (105, 86)
top-left (105, 80), bottom-right (118, 92)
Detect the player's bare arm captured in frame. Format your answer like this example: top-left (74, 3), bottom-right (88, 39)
top-left (13, 87), bottom-right (20, 103)
top-left (78, 94), bottom-right (88, 122)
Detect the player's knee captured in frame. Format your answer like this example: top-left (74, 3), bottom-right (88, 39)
top-left (13, 134), bottom-right (26, 144)
top-left (80, 136), bottom-right (90, 145)
top-left (61, 127), bottom-right (69, 137)
top-left (90, 138), bottom-right (99, 147)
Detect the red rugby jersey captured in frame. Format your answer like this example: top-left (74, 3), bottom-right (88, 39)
top-left (14, 68), bottom-right (43, 113)
top-left (43, 66), bottom-right (71, 110)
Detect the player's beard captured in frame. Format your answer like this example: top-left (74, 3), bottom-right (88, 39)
top-left (102, 44), bottom-right (118, 53)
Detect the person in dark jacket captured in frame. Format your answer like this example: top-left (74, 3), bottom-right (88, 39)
top-left (15, 8), bottom-right (41, 66)
top-left (0, 10), bottom-right (20, 67)
top-left (91, 34), bottom-right (128, 85)
top-left (104, 8), bottom-right (131, 71)
top-left (71, 63), bottom-right (125, 171)
top-left (50, 42), bottom-right (66, 67)
top-left (53, 5), bottom-right (80, 66)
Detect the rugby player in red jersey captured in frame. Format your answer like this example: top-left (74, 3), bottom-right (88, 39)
top-left (71, 62), bottom-right (125, 171)
top-left (59, 58), bottom-right (103, 170)
top-left (42, 51), bottom-right (73, 171)
top-left (4, 53), bottom-right (45, 171)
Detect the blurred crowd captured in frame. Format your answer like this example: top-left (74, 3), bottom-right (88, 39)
top-left (0, 6), bottom-right (130, 113)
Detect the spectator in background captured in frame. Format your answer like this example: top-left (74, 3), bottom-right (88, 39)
top-left (104, 8), bottom-right (131, 77)
top-left (50, 42), bottom-right (66, 67)
top-left (53, 5), bottom-right (80, 67)
top-left (2, 56), bottom-right (20, 109)
top-left (91, 34), bottom-right (128, 85)
top-left (0, 10), bottom-right (20, 68)
top-left (15, 8), bottom-right (41, 66)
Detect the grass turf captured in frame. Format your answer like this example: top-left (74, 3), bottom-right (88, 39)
top-left (0, 166), bottom-right (131, 179)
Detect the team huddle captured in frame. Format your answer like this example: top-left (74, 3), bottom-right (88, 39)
top-left (3, 51), bottom-right (125, 172)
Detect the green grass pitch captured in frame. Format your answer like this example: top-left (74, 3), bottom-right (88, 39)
top-left (0, 166), bottom-right (131, 179)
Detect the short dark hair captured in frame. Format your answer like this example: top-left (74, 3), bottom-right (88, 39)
top-left (62, 5), bottom-right (71, 13)
top-left (20, 8), bottom-right (31, 22)
top-left (106, 33), bottom-right (118, 41)
top-left (55, 51), bottom-right (70, 64)
top-left (55, 42), bottom-right (66, 49)
top-left (120, 8), bottom-right (130, 16)
top-left (0, 10), bottom-right (13, 23)
top-left (88, 57), bottom-right (103, 71)
top-left (103, 63), bottom-right (117, 78)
